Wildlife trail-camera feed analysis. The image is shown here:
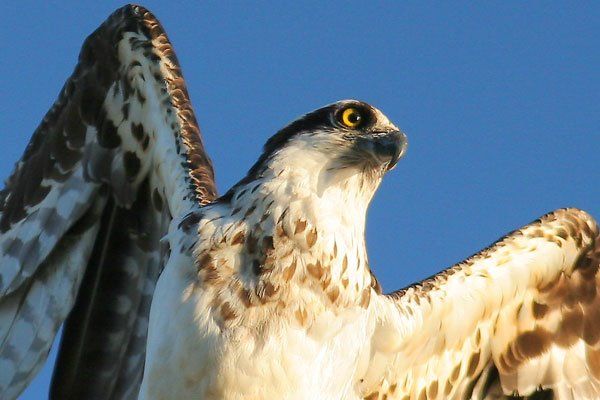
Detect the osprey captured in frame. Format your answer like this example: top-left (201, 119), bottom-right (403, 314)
top-left (1, 5), bottom-right (599, 400)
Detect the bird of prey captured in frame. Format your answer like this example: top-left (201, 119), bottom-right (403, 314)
top-left (1, 4), bottom-right (599, 400)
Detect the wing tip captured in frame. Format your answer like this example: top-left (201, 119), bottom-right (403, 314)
top-left (535, 207), bottom-right (599, 249)
top-left (385, 207), bottom-right (599, 300)
top-left (80, 4), bottom-right (217, 206)
top-left (547, 207), bottom-right (597, 232)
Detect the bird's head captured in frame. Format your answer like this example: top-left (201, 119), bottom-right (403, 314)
top-left (263, 99), bottom-right (406, 173)
top-left (224, 100), bottom-right (406, 215)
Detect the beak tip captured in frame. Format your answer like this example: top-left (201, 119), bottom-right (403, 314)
top-left (385, 131), bottom-right (408, 171)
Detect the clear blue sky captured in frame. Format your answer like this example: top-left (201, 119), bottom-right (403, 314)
top-left (1, 1), bottom-right (598, 398)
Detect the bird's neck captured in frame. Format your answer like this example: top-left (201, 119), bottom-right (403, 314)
top-left (217, 152), bottom-right (381, 310)
top-left (248, 142), bottom-right (382, 232)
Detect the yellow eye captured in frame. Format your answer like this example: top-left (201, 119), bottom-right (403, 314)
top-left (340, 107), bottom-right (363, 128)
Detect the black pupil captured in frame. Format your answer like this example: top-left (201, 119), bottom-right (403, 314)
top-left (349, 111), bottom-right (361, 124)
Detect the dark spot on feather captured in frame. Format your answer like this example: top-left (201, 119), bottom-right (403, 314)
top-left (443, 380), bottom-right (453, 396)
top-left (467, 352), bottom-right (480, 376)
top-left (235, 189), bottom-right (247, 200)
top-left (179, 212), bottom-right (200, 232)
top-left (231, 231), bottom-right (246, 245)
top-left (152, 188), bottom-right (163, 211)
top-left (263, 282), bottom-right (276, 298)
top-left (327, 287), bottom-right (340, 303)
top-left (306, 228), bottom-right (318, 248)
top-left (341, 255), bottom-right (348, 273)
top-left (259, 211), bottom-right (271, 223)
top-left (306, 261), bottom-right (324, 280)
top-left (202, 260), bottom-right (219, 284)
top-left (136, 90), bottom-right (146, 104)
top-left (220, 302), bottom-right (236, 320)
top-left (247, 236), bottom-right (263, 259)
top-left (294, 220), bottom-right (307, 234)
top-left (131, 122), bottom-right (145, 142)
top-left (283, 259), bottom-right (297, 281)
top-left (244, 205), bottom-right (256, 217)
top-left (262, 236), bottom-right (274, 252)
top-left (428, 381), bottom-right (439, 398)
top-left (120, 75), bottom-right (133, 99)
top-left (238, 288), bottom-right (252, 307)
top-left (121, 103), bottom-right (130, 119)
top-left (532, 302), bottom-right (549, 319)
top-left (509, 328), bottom-right (553, 369)
top-left (359, 288), bottom-right (371, 308)
top-left (98, 115), bottom-right (121, 148)
top-left (252, 259), bottom-right (262, 275)
top-left (450, 363), bottom-right (461, 383)
top-left (123, 151), bottom-right (141, 180)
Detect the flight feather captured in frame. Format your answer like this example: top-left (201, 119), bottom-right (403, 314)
top-left (0, 5), bottom-right (216, 399)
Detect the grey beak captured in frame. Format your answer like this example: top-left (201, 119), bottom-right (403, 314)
top-left (375, 131), bottom-right (407, 170)
top-left (359, 131), bottom-right (407, 170)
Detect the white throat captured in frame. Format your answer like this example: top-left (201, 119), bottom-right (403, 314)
top-left (255, 136), bottom-right (381, 233)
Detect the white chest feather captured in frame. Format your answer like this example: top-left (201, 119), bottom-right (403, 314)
top-left (141, 242), bottom-right (377, 400)
top-left (140, 145), bottom-right (383, 399)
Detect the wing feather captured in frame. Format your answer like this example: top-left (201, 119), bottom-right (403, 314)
top-left (0, 195), bottom-right (105, 399)
top-left (368, 208), bottom-right (600, 400)
top-left (0, 5), bottom-right (216, 399)
top-left (51, 179), bottom-right (167, 399)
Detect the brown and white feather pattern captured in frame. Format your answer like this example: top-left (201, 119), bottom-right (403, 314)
top-left (363, 208), bottom-right (600, 400)
top-left (3, 5), bottom-right (600, 400)
top-left (0, 5), bottom-right (215, 399)
top-left (139, 94), bottom-right (600, 399)
top-left (141, 127), bottom-right (385, 399)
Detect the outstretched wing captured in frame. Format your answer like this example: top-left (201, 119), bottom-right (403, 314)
top-left (0, 5), bottom-right (216, 399)
top-left (365, 208), bottom-right (600, 400)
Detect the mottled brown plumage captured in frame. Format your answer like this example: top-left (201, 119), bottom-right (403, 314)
top-left (371, 208), bottom-right (600, 399)
top-left (0, 5), bottom-right (215, 399)
top-left (2, 5), bottom-right (600, 400)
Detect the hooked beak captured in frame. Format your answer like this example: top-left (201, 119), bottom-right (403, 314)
top-left (358, 130), bottom-right (408, 170)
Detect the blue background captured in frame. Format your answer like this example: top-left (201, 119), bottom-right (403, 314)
top-left (1, 2), bottom-right (598, 398)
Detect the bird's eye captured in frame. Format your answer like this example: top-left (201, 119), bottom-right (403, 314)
top-left (340, 107), bottom-right (363, 128)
